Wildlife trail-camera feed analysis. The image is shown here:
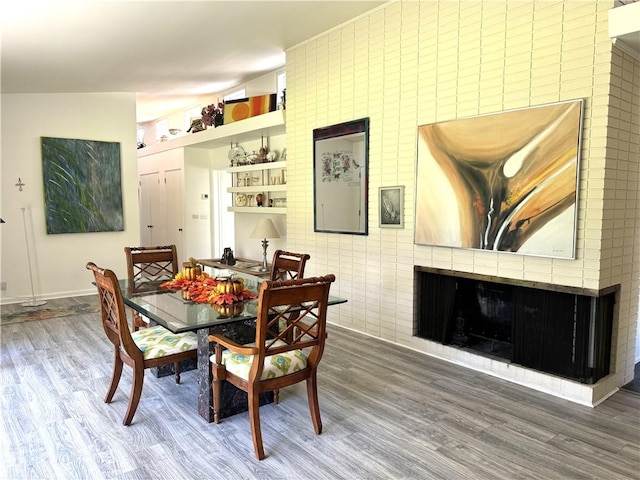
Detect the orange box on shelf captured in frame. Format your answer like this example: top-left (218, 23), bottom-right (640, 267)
top-left (223, 94), bottom-right (277, 124)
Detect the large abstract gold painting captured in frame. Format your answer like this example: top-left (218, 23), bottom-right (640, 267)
top-left (415, 100), bottom-right (583, 259)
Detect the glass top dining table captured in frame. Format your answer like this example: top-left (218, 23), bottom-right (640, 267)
top-left (120, 269), bottom-right (347, 335)
top-left (119, 268), bottom-right (347, 422)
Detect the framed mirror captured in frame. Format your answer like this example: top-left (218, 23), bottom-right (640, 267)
top-left (313, 118), bottom-right (369, 235)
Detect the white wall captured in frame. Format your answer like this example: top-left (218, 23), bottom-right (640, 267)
top-left (183, 147), bottom-right (213, 261)
top-left (1, 93), bottom-right (140, 302)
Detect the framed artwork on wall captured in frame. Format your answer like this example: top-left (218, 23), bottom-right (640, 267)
top-left (41, 136), bottom-right (124, 234)
top-left (313, 118), bottom-right (369, 235)
top-left (379, 186), bottom-right (404, 228)
top-left (223, 94), bottom-right (277, 124)
top-left (414, 99), bottom-right (583, 259)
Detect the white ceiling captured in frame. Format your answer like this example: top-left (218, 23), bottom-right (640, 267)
top-left (5, 1), bottom-right (635, 125)
top-left (1, 1), bottom-right (385, 122)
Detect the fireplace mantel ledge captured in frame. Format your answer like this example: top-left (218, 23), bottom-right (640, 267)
top-left (414, 266), bottom-right (619, 298)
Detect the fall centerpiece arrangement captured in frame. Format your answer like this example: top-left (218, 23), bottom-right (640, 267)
top-left (159, 258), bottom-right (256, 315)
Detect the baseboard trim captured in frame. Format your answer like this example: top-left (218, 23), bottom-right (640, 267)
top-left (0, 288), bottom-right (96, 306)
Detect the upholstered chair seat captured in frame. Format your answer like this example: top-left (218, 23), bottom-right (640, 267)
top-left (133, 325), bottom-right (198, 360)
top-left (212, 340), bottom-right (308, 381)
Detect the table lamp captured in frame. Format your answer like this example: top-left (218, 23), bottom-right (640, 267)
top-left (250, 218), bottom-right (280, 272)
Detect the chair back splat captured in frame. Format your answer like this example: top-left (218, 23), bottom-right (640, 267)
top-left (270, 250), bottom-right (310, 282)
top-left (87, 262), bottom-right (197, 426)
top-left (209, 274), bottom-right (335, 460)
top-left (91, 262), bottom-right (141, 363)
top-left (124, 245), bottom-right (179, 330)
top-left (125, 245), bottom-right (179, 285)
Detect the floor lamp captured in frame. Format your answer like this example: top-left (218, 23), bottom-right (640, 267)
top-left (20, 207), bottom-right (46, 307)
top-left (250, 218), bottom-right (280, 272)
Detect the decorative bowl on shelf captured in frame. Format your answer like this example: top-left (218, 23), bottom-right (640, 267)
top-left (228, 146), bottom-right (246, 165)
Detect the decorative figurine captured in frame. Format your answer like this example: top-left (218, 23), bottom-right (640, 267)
top-left (256, 193), bottom-right (264, 207)
top-left (187, 118), bottom-right (206, 133)
top-left (257, 147), bottom-right (268, 163)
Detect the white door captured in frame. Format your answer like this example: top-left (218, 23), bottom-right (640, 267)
top-left (164, 168), bottom-right (184, 260)
top-left (139, 171), bottom-right (160, 245)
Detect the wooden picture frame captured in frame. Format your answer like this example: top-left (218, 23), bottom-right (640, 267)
top-left (379, 185), bottom-right (404, 228)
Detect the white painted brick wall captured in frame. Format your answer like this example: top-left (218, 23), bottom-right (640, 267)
top-left (286, 0), bottom-right (639, 405)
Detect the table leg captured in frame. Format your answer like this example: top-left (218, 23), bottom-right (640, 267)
top-left (196, 328), bottom-right (215, 422)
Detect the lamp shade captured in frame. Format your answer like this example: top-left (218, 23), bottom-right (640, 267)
top-left (250, 218), bottom-right (280, 239)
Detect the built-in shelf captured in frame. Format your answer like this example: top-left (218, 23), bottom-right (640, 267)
top-left (228, 185), bottom-right (287, 193)
top-left (228, 159), bottom-right (287, 213)
top-left (227, 207), bottom-right (286, 214)
top-left (228, 160), bottom-right (286, 173)
top-left (137, 110), bottom-right (285, 157)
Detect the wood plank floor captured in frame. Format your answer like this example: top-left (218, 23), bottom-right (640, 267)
top-left (1, 305), bottom-right (638, 479)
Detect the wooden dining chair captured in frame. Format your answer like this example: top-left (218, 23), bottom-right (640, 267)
top-left (209, 274), bottom-right (335, 460)
top-left (269, 250), bottom-right (312, 401)
top-left (87, 262), bottom-right (197, 426)
top-left (124, 245), bottom-right (179, 330)
top-left (270, 250), bottom-right (311, 282)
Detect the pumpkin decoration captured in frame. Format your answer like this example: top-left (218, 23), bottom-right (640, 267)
top-left (212, 302), bottom-right (245, 318)
top-left (161, 270), bottom-right (256, 306)
top-left (214, 276), bottom-right (245, 296)
top-left (182, 259), bottom-right (202, 280)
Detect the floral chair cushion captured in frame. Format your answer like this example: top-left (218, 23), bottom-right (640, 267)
top-left (211, 340), bottom-right (308, 381)
top-left (131, 325), bottom-right (197, 360)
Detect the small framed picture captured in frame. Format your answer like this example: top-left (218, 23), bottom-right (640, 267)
top-left (379, 186), bottom-right (404, 228)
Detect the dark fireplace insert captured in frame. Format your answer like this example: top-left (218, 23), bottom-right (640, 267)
top-left (414, 266), bottom-right (617, 384)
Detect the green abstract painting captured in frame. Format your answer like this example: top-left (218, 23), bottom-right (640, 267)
top-left (41, 137), bottom-right (124, 234)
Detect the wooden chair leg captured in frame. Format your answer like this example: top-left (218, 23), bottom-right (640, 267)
top-left (306, 370), bottom-right (323, 435)
top-left (211, 346), bottom-right (226, 424)
top-left (274, 388), bottom-right (280, 404)
top-left (248, 387), bottom-right (265, 460)
top-left (105, 347), bottom-right (123, 403)
top-left (124, 365), bottom-right (145, 426)
top-left (174, 361), bottom-right (181, 384)
top-left (212, 373), bottom-right (222, 424)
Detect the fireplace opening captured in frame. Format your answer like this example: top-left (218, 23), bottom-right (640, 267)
top-left (414, 266), bottom-right (617, 384)
top-left (451, 279), bottom-right (514, 360)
